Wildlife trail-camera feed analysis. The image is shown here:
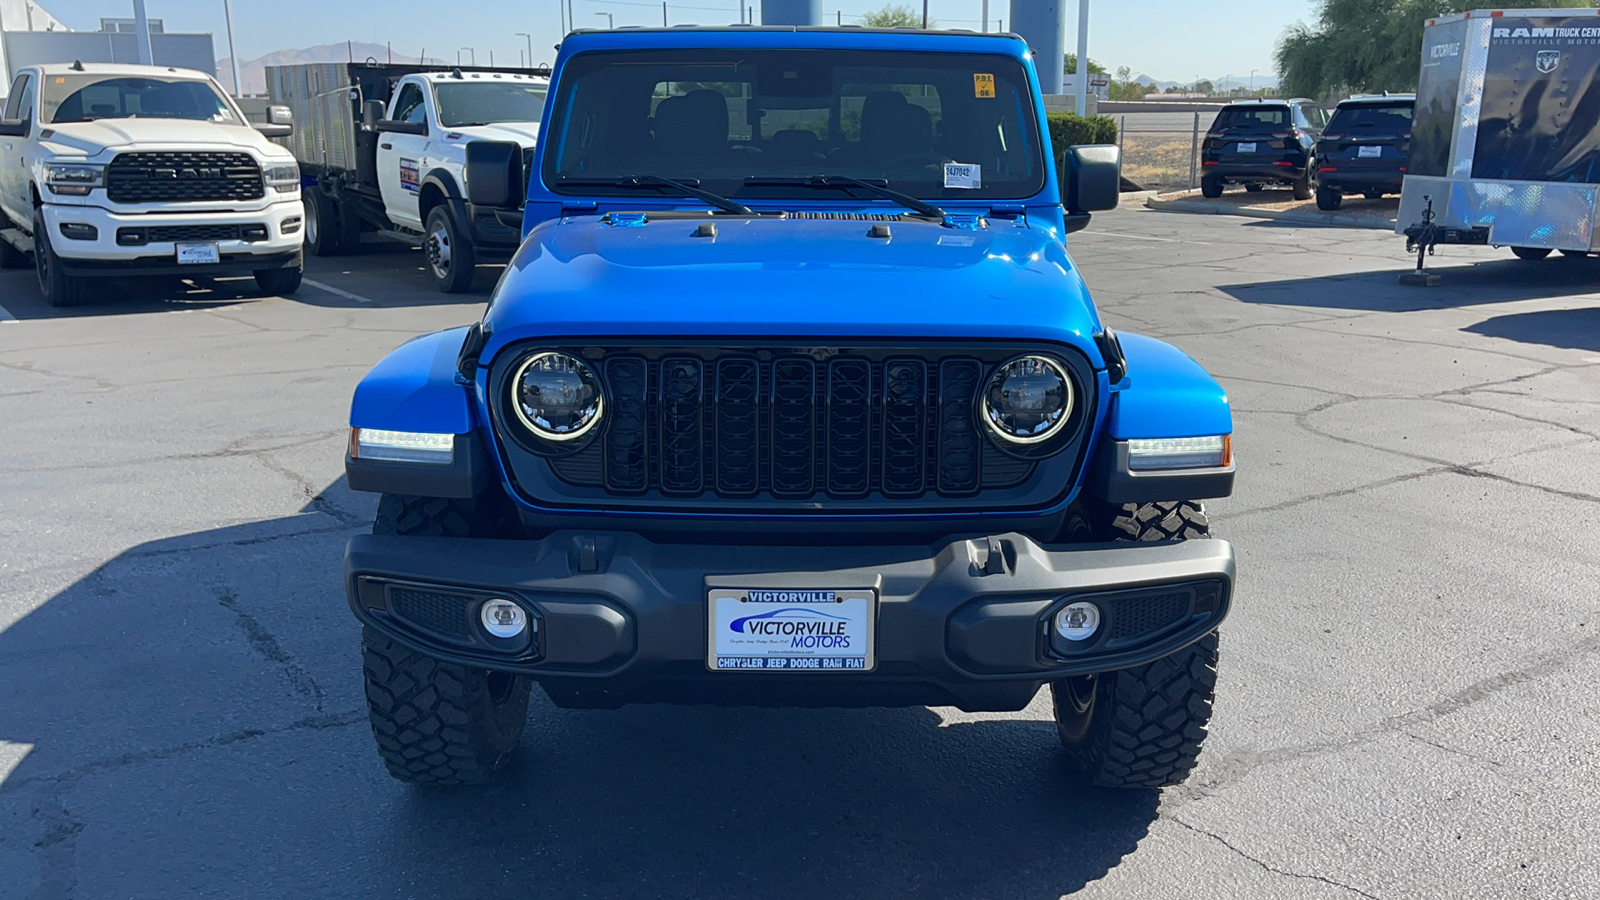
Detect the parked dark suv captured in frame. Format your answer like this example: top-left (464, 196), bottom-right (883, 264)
top-left (1312, 94), bottom-right (1414, 210)
top-left (1200, 98), bottom-right (1326, 199)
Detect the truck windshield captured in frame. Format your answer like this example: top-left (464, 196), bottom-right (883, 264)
top-left (42, 76), bottom-right (239, 125)
top-left (434, 82), bottom-right (547, 127)
top-left (542, 48), bottom-right (1046, 201)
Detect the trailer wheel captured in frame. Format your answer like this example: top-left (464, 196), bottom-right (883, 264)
top-left (303, 190), bottom-right (344, 257)
top-left (424, 206), bottom-right (476, 294)
top-left (1511, 247), bottom-right (1552, 261)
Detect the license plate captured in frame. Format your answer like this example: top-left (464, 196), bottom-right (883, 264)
top-left (708, 588), bottom-right (876, 672)
top-left (1358, 145), bottom-right (1382, 158)
top-left (175, 242), bottom-right (220, 265)
top-left (1236, 142), bottom-right (1257, 154)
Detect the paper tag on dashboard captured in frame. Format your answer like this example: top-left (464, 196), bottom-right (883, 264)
top-left (944, 163), bottom-right (982, 189)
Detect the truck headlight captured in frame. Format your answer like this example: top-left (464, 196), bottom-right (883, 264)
top-left (982, 355), bottom-right (1074, 444)
top-left (511, 352), bottom-right (605, 442)
top-left (43, 163), bottom-right (105, 196)
top-left (1127, 436), bottom-right (1232, 470)
top-left (349, 428), bottom-right (455, 464)
top-left (263, 162), bottom-right (300, 193)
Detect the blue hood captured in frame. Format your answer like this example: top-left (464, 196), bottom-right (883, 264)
top-left (480, 214), bottom-right (1106, 365)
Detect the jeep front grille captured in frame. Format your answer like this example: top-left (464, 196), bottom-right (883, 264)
top-left (106, 151), bottom-right (264, 203)
top-left (497, 346), bottom-right (1092, 509)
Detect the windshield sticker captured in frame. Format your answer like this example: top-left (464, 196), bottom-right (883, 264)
top-left (944, 163), bottom-right (982, 189)
top-left (399, 159), bottom-right (420, 194)
top-left (974, 73), bottom-right (996, 98)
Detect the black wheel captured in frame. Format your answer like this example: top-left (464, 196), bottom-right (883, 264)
top-left (362, 627), bottom-right (532, 785)
top-left (302, 189), bottom-right (346, 257)
top-left (254, 255), bottom-right (303, 295)
top-left (33, 209), bottom-right (86, 307)
top-left (363, 493), bottom-right (530, 785)
top-left (0, 211), bottom-right (27, 269)
top-left (1052, 500), bottom-right (1219, 788)
top-left (1316, 186), bottom-right (1343, 211)
top-left (1199, 176), bottom-right (1222, 199)
top-left (1511, 246), bottom-right (1552, 261)
top-left (424, 206), bottom-right (476, 293)
top-left (1243, 183), bottom-right (1264, 193)
top-left (1291, 176), bottom-right (1313, 201)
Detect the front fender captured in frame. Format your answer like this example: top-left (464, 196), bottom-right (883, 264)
top-left (347, 327), bottom-right (490, 499)
top-left (1091, 333), bottom-right (1234, 503)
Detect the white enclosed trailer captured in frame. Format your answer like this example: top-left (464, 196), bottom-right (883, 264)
top-left (1400, 8), bottom-right (1600, 263)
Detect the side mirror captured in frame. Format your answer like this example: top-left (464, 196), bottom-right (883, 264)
top-left (1061, 144), bottom-right (1121, 233)
top-left (254, 104), bottom-right (293, 137)
top-left (376, 119), bottom-right (429, 136)
top-left (465, 140), bottom-right (525, 209)
top-left (362, 100), bottom-right (385, 131)
top-left (0, 119), bottom-right (28, 137)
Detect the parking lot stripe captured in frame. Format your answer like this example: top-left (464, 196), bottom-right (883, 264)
top-left (1081, 229), bottom-right (1209, 244)
top-left (303, 278), bottom-right (375, 304)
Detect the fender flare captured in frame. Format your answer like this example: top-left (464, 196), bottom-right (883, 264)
top-left (419, 169), bottom-right (467, 223)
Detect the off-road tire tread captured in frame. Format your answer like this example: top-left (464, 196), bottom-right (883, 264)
top-left (1056, 632), bottom-right (1219, 788)
top-left (373, 493), bottom-right (511, 538)
top-left (1105, 500), bottom-right (1210, 542)
top-left (361, 627), bottom-right (531, 785)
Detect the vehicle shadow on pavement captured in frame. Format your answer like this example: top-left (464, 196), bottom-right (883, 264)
top-left (0, 488), bottom-right (1159, 900)
top-left (1464, 306), bottom-right (1600, 353)
top-left (1218, 257), bottom-right (1600, 313)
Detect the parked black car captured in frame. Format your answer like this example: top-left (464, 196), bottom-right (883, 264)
top-left (1200, 98), bottom-right (1327, 199)
top-left (1312, 94), bottom-right (1414, 210)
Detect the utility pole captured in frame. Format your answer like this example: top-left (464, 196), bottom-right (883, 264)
top-left (222, 0), bottom-right (241, 95)
top-left (663, 2), bottom-right (669, 25)
top-left (982, 0), bottom-right (989, 32)
top-left (518, 33), bottom-right (533, 69)
top-left (132, 0), bottom-right (154, 65)
top-left (921, 0), bottom-right (928, 28)
top-left (1074, 0), bottom-right (1089, 116)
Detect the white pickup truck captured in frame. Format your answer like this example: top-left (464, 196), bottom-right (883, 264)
top-left (0, 62), bottom-right (305, 307)
top-left (268, 64), bottom-right (546, 292)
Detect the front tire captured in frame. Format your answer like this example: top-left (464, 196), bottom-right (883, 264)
top-left (254, 254), bottom-right (304, 295)
top-left (1052, 500), bottom-right (1219, 788)
top-left (33, 209), bottom-right (86, 307)
top-left (424, 206), bottom-right (476, 293)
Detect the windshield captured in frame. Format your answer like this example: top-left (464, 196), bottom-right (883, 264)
top-left (542, 48), bottom-right (1046, 201)
top-left (434, 81), bottom-right (547, 127)
top-left (1210, 106), bottom-right (1289, 131)
top-left (43, 76), bottom-right (239, 125)
top-left (1327, 103), bottom-right (1413, 133)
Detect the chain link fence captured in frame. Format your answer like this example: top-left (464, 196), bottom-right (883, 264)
top-left (1107, 107), bottom-right (1226, 192)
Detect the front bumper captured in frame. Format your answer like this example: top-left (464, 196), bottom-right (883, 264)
top-left (41, 200), bottom-right (304, 265)
top-left (345, 531), bottom-right (1234, 711)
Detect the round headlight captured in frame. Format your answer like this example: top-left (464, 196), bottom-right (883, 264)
top-left (982, 356), bottom-right (1073, 444)
top-left (511, 352), bottom-right (604, 442)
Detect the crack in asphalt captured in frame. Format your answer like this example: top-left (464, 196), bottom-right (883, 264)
top-left (1165, 816), bottom-right (1383, 899)
top-left (0, 431), bottom-right (343, 476)
top-left (215, 587), bottom-right (326, 712)
top-left (249, 453), bottom-right (367, 528)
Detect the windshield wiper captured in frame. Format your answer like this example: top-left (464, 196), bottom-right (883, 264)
top-left (557, 175), bottom-right (752, 215)
top-left (744, 175), bottom-right (945, 219)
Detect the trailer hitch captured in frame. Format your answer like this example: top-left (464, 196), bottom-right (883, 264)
top-left (1400, 196), bottom-right (1442, 286)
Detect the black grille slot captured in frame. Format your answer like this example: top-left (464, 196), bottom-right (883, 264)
top-left (1109, 592), bottom-right (1192, 641)
top-left (715, 357), bottom-right (761, 496)
top-left (770, 358), bottom-right (817, 497)
top-left (388, 587), bottom-right (475, 641)
top-left (122, 224), bottom-right (244, 243)
top-left (881, 359), bottom-right (927, 496)
top-left (938, 359), bottom-right (984, 494)
top-left (826, 358), bottom-right (873, 497)
top-left (658, 357), bottom-right (705, 494)
top-left (605, 356), bottom-right (649, 492)
top-left (107, 151), bottom-right (264, 203)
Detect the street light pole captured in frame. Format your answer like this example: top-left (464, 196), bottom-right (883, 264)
top-left (131, 0), bottom-right (154, 65)
top-left (517, 32), bottom-right (533, 69)
top-left (595, 11), bottom-right (614, 28)
top-left (982, 0), bottom-right (989, 32)
top-left (462, 48), bottom-right (475, 65)
top-left (922, 0), bottom-right (928, 28)
top-left (1074, 0), bottom-right (1090, 116)
top-left (1250, 69), bottom-right (1259, 94)
top-left (222, 0), bottom-right (242, 95)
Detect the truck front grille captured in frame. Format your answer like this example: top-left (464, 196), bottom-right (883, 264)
top-left (500, 346), bottom-right (1091, 509)
top-left (106, 151), bottom-right (264, 203)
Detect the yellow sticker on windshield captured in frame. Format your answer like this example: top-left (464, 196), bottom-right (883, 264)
top-left (974, 73), bottom-right (996, 98)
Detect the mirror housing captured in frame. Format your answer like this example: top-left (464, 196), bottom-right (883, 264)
top-left (0, 119), bottom-right (28, 137)
top-left (1061, 144), bottom-right (1121, 233)
top-left (376, 119), bottom-right (429, 136)
top-left (255, 105), bottom-right (293, 137)
top-left (362, 100), bottom-right (385, 131)
top-left (465, 140), bottom-right (525, 209)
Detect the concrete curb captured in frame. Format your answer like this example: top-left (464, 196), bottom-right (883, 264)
top-left (1144, 194), bottom-right (1396, 230)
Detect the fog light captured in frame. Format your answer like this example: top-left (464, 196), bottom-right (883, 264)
top-left (59, 222), bottom-right (98, 241)
top-left (479, 599), bottom-right (528, 638)
top-left (1053, 602), bottom-right (1101, 642)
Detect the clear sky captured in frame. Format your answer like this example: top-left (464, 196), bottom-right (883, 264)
top-left (26, 0), bottom-right (1316, 82)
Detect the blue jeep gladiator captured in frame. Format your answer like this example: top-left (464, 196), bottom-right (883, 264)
top-left (342, 26), bottom-right (1237, 789)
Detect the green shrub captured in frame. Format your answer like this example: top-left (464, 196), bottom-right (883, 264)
top-left (1045, 112), bottom-right (1118, 152)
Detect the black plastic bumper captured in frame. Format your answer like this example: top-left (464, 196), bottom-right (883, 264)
top-left (1317, 171), bottom-right (1404, 194)
top-left (345, 530), bottom-right (1235, 712)
top-left (58, 249), bottom-right (302, 278)
top-left (1204, 163), bottom-right (1308, 182)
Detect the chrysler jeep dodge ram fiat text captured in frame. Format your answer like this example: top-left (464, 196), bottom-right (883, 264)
top-left (341, 27), bottom-right (1239, 789)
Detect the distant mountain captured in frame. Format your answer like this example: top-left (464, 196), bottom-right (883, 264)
top-left (219, 42), bottom-right (437, 95)
top-left (1131, 73), bottom-right (1279, 92)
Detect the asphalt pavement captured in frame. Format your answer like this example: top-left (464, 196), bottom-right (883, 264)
top-left (2, 213), bottom-right (1598, 899)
